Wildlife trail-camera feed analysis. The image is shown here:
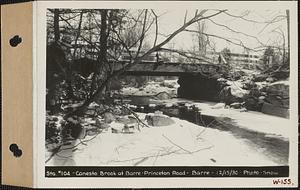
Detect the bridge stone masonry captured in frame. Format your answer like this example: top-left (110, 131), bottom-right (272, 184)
top-left (115, 61), bottom-right (225, 101)
top-left (117, 61), bottom-right (223, 76)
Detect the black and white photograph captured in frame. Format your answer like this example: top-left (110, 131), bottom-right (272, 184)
top-left (45, 6), bottom-right (292, 168)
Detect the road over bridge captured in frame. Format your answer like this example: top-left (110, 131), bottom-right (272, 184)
top-left (116, 61), bottom-right (224, 77)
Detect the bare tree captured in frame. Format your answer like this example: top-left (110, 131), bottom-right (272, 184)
top-left (194, 20), bottom-right (208, 55)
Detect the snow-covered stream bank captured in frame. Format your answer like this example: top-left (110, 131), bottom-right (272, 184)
top-left (164, 99), bottom-right (290, 140)
top-left (46, 100), bottom-right (289, 166)
top-left (46, 79), bottom-right (290, 167)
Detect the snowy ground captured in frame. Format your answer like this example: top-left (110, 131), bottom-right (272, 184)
top-left (46, 110), bottom-right (288, 166)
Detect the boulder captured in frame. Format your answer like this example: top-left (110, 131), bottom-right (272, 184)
top-left (231, 70), bottom-right (246, 80)
top-left (253, 74), bottom-right (268, 82)
top-left (62, 121), bottom-right (85, 139)
top-left (230, 84), bottom-right (249, 98)
top-left (217, 78), bottom-right (228, 89)
top-left (160, 81), bottom-right (177, 88)
top-left (155, 91), bottom-right (172, 100)
top-left (122, 124), bottom-right (139, 134)
top-left (271, 70), bottom-right (289, 80)
top-left (111, 128), bottom-right (121, 134)
top-left (258, 96), bottom-right (266, 103)
top-left (116, 115), bottom-right (138, 125)
top-left (95, 118), bottom-right (110, 129)
top-left (248, 87), bottom-right (263, 97)
top-left (219, 84), bottom-right (248, 105)
top-left (217, 78), bottom-right (227, 83)
top-left (244, 97), bottom-right (263, 111)
top-left (154, 110), bottom-right (163, 115)
top-left (265, 81), bottom-right (289, 98)
top-left (210, 103), bottom-right (225, 109)
top-left (103, 112), bottom-right (116, 123)
top-left (266, 77), bottom-right (275, 83)
top-left (261, 102), bottom-right (289, 118)
top-left (86, 129), bottom-right (99, 136)
top-left (230, 102), bottom-right (244, 109)
top-left (263, 80), bottom-right (289, 109)
top-left (89, 102), bottom-right (100, 109)
top-left (149, 104), bottom-right (156, 108)
top-left (145, 114), bottom-right (175, 127)
top-left (264, 95), bottom-right (289, 108)
top-left (242, 80), bottom-right (257, 90)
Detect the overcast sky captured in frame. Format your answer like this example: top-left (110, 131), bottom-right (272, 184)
top-left (146, 9), bottom-right (288, 55)
top-left (49, 8), bottom-right (289, 56)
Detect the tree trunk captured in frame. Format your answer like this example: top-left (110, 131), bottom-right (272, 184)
top-left (89, 10), bottom-right (108, 97)
top-left (66, 11), bottom-right (84, 99)
top-left (286, 10), bottom-right (290, 64)
top-left (100, 10), bottom-right (109, 93)
top-left (54, 9), bottom-right (60, 43)
top-left (99, 9), bottom-right (108, 69)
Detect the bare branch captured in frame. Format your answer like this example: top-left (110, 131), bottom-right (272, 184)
top-left (45, 130), bottom-right (102, 163)
top-left (117, 104), bottom-right (150, 128)
top-left (72, 11), bottom-right (84, 59)
top-left (112, 10), bottom-right (226, 76)
top-left (151, 10), bottom-right (159, 47)
top-left (162, 134), bottom-right (191, 153)
top-left (185, 29), bottom-right (260, 52)
top-left (184, 10), bottom-right (188, 24)
top-left (224, 11), bottom-right (286, 24)
top-left (195, 10), bottom-right (199, 17)
top-left (207, 18), bottom-right (266, 47)
top-left (135, 9), bottom-right (148, 59)
top-left (258, 15), bottom-right (287, 34)
top-left (58, 13), bottom-right (101, 52)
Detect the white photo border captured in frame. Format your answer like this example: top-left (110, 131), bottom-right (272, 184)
top-left (34, 1), bottom-right (298, 188)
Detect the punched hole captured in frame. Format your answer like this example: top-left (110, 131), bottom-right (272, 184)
top-left (9, 35), bottom-right (22, 47)
top-left (9, 143), bottom-right (22, 158)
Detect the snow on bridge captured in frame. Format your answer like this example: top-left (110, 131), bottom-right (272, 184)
top-left (114, 61), bottom-right (224, 77)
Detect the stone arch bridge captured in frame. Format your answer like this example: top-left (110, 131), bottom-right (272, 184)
top-left (115, 61), bottom-right (225, 101)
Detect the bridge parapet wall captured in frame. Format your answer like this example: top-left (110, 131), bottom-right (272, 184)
top-left (116, 61), bottom-right (223, 77)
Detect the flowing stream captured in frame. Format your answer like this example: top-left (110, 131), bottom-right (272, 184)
top-left (126, 95), bottom-right (289, 165)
